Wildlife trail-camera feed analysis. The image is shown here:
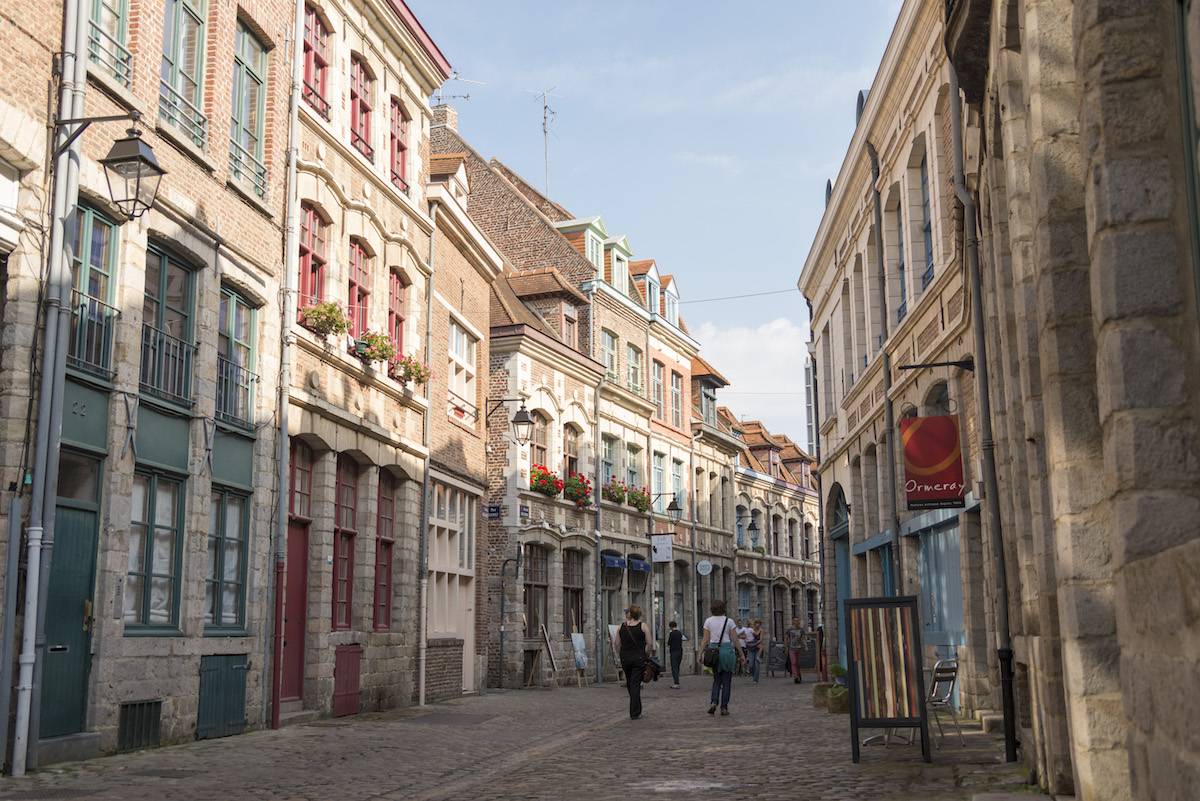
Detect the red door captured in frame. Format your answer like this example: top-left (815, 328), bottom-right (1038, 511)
top-left (282, 520), bottom-right (308, 701)
top-left (333, 644), bottom-right (363, 717)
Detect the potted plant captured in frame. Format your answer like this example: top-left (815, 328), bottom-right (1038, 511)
top-left (529, 464), bottom-right (564, 498)
top-left (299, 301), bottom-right (350, 337)
top-left (563, 473), bottom-right (592, 508)
top-left (601, 478), bottom-right (627, 504)
top-left (830, 662), bottom-right (848, 686)
top-left (626, 485), bottom-right (651, 513)
top-left (827, 683), bottom-right (850, 714)
top-left (391, 353), bottom-right (431, 385)
top-left (353, 330), bottom-right (397, 363)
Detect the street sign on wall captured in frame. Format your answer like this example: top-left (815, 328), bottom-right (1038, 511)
top-left (650, 535), bottom-right (673, 563)
top-left (899, 415), bottom-right (966, 510)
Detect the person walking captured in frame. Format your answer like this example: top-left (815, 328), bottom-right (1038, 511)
top-left (668, 621), bottom-right (683, 688)
top-left (700, 600), bottom-right (745, 716)
top-left (745, 619), bottom-right (765, 683)
top-left (612, 605), bottom-right (653, 720)
top-left (785, 617), bottom-right (808, 683)
top-left (734, 619), bottom-right (750, 676)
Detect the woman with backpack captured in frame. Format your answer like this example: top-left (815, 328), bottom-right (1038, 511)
top-left (699, 600), bottom-right (745, 716)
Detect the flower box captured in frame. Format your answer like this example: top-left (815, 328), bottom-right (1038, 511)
top-left (626, 485), bottom-right (651, 513)
top-left (299, 301), bottom-right (350, 337)
top-left (601, 478), bottom-right (627, 504)
top-left (563, 473), bottom-right (592, 509)
top-left (530, 464), bottom-right (563, 498)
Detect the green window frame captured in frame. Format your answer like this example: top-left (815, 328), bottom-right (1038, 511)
top-left (230, 21), bottom-right (268, 198)
top-left (160, 0), bottom-right (208, 148)
top-left (142, 245), bottom-right (196, 405)
top-left (88, 0), bottom-right (132, 87)
top-left (68, 205), bottom-right (119, 378)
top-left (125, 470), bottom-right (185, 632)
top-left (205, 486), bottom-right (249, 632)
top-left (217, 287), bottom-right (256, 427)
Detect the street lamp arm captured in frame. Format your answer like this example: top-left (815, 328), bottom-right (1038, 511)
top-left (53, 109), bottom-right (143, 159)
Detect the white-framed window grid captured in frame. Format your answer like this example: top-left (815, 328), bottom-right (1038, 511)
top-left (448, 320), bottom-right (478, 425)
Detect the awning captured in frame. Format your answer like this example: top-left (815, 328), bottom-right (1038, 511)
top-left (602, 554), bottom-right (626, 569)
top-left (627, 557), bottom-right (651, 573)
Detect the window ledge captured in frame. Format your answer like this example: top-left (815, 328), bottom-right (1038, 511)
top-left (227, 176), bottom-right (276, 219)
top-left (203, 627), bottom-right (250, 638)
top-left (156, 120), bottom-right (217, 173)
top-left (124, 626), bottom-right (183, 637)
top-left (87, 63), bottom-right (141, 114)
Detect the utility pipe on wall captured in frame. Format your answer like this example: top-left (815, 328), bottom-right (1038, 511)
top-left (269, 0), bottom-right (306, 730)
top-left (948, 62), bottom-right (1017, 764)
top-left (591, 352), bottom-right (603, 684)
top-left (13, 0), bottom-right (85, 775)
top-left (417, 201), bottom-right (439, 706)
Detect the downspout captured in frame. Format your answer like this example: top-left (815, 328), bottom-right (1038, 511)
top-left (270, 0), bottom-right (305, 729)
top-left (0, 496), bottom-right (24, 770)
top-left (806, 305), bottom-right (827, 682)
top-left (14, 0), bottom-right (85, 774)
top-left (865, 141), bottom-right (901, 594)
top-left (417, 201), bottom-right (439, 706)
top-left (591, 353), bottom-right (603, 684)
top-left (948, 62), bottom-right (1017, 764)
top-left (688, 430), bottom-right (701, 651)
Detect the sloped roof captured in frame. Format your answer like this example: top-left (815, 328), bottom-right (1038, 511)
top-left (429, 152), bottom-right (466, 176)
top-left (491, 274), bottom-right (560, 339)
top-left (507, 267), bottom-right (589, 304)
top-left (691, 355), bottom-right (729, 387)
top-left (490, 159), bottom-right (574, 222)
top-left (630, 258), bottom-right (655, 277)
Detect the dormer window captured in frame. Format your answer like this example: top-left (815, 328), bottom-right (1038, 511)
top-left (664, 295), bottom-right (678, 325)
top-left (585, 233), bottom-right (603, 269)
top-left (647, 280), bottom-right (659, 314)
top-left (563, 304), bottom-right (578, 350)
top-left (611, 253), bottom-right (628, 294)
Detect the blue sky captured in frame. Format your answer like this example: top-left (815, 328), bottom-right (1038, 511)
top-left (409, 0), bottom-right (900, 447)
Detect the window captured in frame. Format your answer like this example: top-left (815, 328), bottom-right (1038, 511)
top-left (895, 204), bottom-right (908, 322)
top-left (230, 22), bottom-right (268, 199)
top-left (611, 253), bottom-right (627, 293)
top-left (920, 155), bottom-right (934, 288)
top-left (671, 459), bottom-right (684, 512)
top-left (602, 553), bottom-right (623, 628)
top-left (448, 321), bottom-right (479, 423)
top-left (563, 549), bottom-right (585, 636)
top-left (806, 588), bottom-right (818, 630)
top-left (653, 452), bottom-right (666, 513)
top-left (288, 440), bottom-right (313, 518)
top-left (160, 0), bottom-right (207, 148)
top-left (601, 435), bottom-right (617, 484)
top-left (804, 522), bottom-right (813, 559)
top-left (735, 504), bottom-right (747, 547)
top-left (206, 487), bottom-right (248, 630)
top-left (349, 55), bottom-right (374, 160)
top-left (530, 412), bottom-right (549, 468)
top-left (374, 470), bottom-right (396, 630)
top-left (389, 97), bottom-right (410, 193)
top-left (298, 203), bottom-right (327, 309)
top-left (217, 288), bottom-right (256, 426)
top-left (664, 294), bottom-right (678, 325)
top-left (647, 280), bottom-right (659, 314)
top-left (626, 344), bottom-right (642, 393)
top-left (670, 371), bottom-right (683, 427)
top-left (627, 561), bottom-right (647, 609)
top-left (523, 544), bottom-right (549, 637)
top-left (563, 305), bottom-right (577, 349)
top-left (701, 386), bottom-right (717, 426)
top-left (89, 0), bottom-right (132, 86)
top-left (601, 330), bottom-right (618, 379)
top-left (126, 471), bottom-right (183, 628)
top-left (772, 515), bottom-right (782, 555)
top-left (141, 246), bottom-right (195, 404)
top-left (387, 269), bottom-right (406, 357)
top-left (302, 3), bottom-right (330, 118)
top-left (563, 425), bottom-right (579, 476)
top-left (737, 584), bottom-right (751, 622)
top-left (67, 204), bottom-right (118, 377)
top-left (347, 238), bottom-right (372, 339)
top-left (333, 455), bottom-right (358, 630)
top-left (788, 520), bottom-right (797, 558)
top-left (585, 233), bottom-right (602, 269)
top-left (428, 482), bottom-right (476, 637)
top-left (626, 443), bottom-right (642, 487)
top-left (651, 361), bottom-right (664, 419)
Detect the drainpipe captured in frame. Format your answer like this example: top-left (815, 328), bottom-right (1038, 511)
top-left (806, 305), bottom-right (828, 682)
top-left (0, 496), bottom-right (25, 770)
top-left (13, 0), bottom-right (85, 775)
top-left (269, 0), bottom-right (305, 729)
top-left (688, 430), bottom-right (701, 653)
top-left (417, 201), bottom-right (439, 706)
top-left (865, 141), bottom-right (902, 594)
top-left (948, 62), bottom-right (1017, 764)
top-left (591, 346), bottom-right (603, 684)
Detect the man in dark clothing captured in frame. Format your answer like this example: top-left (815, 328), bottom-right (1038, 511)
top-left (668, 621), bottom-right (684, 688)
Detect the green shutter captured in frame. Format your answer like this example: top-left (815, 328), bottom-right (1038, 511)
top-left (196, 654), bottom-right (248, 739)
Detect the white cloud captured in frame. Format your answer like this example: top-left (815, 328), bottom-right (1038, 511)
top-left (694, 317), bottom-right (811, 447)
top-left (672, 150), bottom-right (743, 176)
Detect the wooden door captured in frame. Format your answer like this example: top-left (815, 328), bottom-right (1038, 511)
top-left (196, 654), bottom-right (248, 739)
top-left (332, 644), bottom-right (362, 716)
top-left (281, 519), bottom-right (308, 701)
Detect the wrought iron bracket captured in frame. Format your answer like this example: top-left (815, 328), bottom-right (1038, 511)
top-left (897, 356), bottom-right (975, 373)
top-left (53, 110), bottom-right (142, 159)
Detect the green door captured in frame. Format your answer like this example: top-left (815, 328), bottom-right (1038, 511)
top-left (42, 450), bottom-right (102, 738)
top-left (196, 654), bottom-right (248, 739)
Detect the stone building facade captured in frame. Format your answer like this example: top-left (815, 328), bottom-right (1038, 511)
top-left (0, 0), bottom-right (291, 763)
top-left (945, 1), bottom-right (1200, 799)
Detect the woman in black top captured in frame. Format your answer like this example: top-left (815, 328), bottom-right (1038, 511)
top-left (612, 605), bottom-right (653, 719)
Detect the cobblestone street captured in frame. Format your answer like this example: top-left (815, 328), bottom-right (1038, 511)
top-left (0, 673), bottom-right (1035, 801)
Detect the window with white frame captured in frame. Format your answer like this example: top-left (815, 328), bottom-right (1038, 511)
top-left (670, 371), bottom-right (683, 427)
top-left (702, 385), bottom-right (717, 426)
top-left (626, 443), bottom-right (642, 487)
top-left (653, 452), bottom-right (666, 513)
top-left (448, 321), bottom-right (478, 424)
top-left (611, 253), bottom-right (628, 293)
top-left (646, 279), bottom-right (659, 314)
top-left (664, 294), bottom-right (679, 325)
top-left (626, 344), bottom-right (642, 393)
top-left (601, 329), bottom-right (618, 379)
top-left (585, 232), bottom-right (603, 269)
top-left (429, 481), bottom-right (477, 639)
top-left (601, 435), bottom-right (617, 484)
top-left (671, 459), bottom-right (684, 512)
top-left (651, 360), bottom-right (664, 419)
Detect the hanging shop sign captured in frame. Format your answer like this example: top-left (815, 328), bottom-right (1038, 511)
top-left (650, 535), bottom-right (674, 563)
top-left (899, 415), bottom-right (966, 510)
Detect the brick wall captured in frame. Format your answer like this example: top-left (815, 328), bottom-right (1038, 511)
top-left (420, 638), bottom-right (464, 703)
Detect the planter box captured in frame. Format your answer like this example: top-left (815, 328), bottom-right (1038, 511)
top-left (813, 682), bottom-right (833, 709)
top-left (827, 689), bottom-right (850, 714)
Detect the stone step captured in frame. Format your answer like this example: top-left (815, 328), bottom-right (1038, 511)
top-left (980, 712), bottom-right (1005, 733)
top-left (278, 708), bottom-right (321, 728)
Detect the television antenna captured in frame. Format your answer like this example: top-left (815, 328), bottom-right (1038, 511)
top-left (434, 71), bottom-right (486, 105)
top-left (526, 87), bottom-right (559, 195)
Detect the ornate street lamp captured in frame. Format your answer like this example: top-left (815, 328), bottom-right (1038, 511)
top-left (486, 397), bottom-right (534, 446)
top-left (666, 497), bottom-right (683, 523)
top-left (100, 122), bottom-right (165, 219)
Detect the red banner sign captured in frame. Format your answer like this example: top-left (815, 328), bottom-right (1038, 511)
top-left (899, 415), bottom-right (965, 510)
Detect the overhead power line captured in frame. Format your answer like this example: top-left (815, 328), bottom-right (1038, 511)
top-left (679, 288), bottom-right (800, 304)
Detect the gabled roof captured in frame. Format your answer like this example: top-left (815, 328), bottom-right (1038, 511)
top-left (491, 273), bottom-right (558, 337)
top-left (553, 216), bottom-right (608, 236)
top-left (604, 235), bottom-right (632, 255)
top-left (429, 152), bottom-right (466, 176)
top-left (630, 258), bottom-right (655, 277)
top-left (691, 355), bottom-right (729, 387)
top-left (490, 159), bottom-right (574, 222)
top-left (507, 267), bottom-right (589, 305)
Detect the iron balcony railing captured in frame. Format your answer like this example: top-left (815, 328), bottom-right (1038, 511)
top-left (159, 79), bottom-right (208, 150)
top-left (921, 261), bottom-right (936, 289)
top-left (351, 129), bottom-right (375, 162)
top-left (140, 324), bottom-right (196, 405)
top-left (229, 135), bottom-right (268, 200)
top-left (67, 289), bottom-right (119, 379)
top-left (88, 20), bottom-right (132, 88)
top-left (216, 355), bottom-right (256, 427)
top-left (447, 387), bottom-right (479, 425)
top-left (390, 168), bottom-right (409, 196)
top-left (896, 299), bottom-right (908, 324)
top-left (303, 82), bottom-right (331, 119)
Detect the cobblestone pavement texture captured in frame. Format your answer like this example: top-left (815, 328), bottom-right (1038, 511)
top-left (0, 673), bottom-right (1038, 800)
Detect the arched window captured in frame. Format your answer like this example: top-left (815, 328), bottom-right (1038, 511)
top-left (562, 425), bottom-right (579, 476)
top-left (523, 543), bottom-right (549, 636)
top-left (348, 238), bottom-right (371, 338)
top-left (298, 203), bottom-right (328, 311)
top-left (387, 269), bottom-right (407, 357)
top-left (771, 514), bottom-right (783, 555)
top-left (919, 154), bottom-right (934, 288)
top-left (302, 4), bottom-right (331, 118)
top-left (349, 55), bottom-right (374, 160)
top-left (333, 455), bottom-right (359, 630)
top-left (530, 412), bottom-right (549, 467)
top-left (735, 504), bottom-right (747, 547)
top-left (389, 96), bottom-right (410, 193)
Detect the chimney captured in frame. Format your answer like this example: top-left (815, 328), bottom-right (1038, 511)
top-left (432, 104), bottom-right (458, 133)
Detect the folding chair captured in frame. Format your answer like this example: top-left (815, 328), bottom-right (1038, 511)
top-left (927, 658), bottom-right (965, 747)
